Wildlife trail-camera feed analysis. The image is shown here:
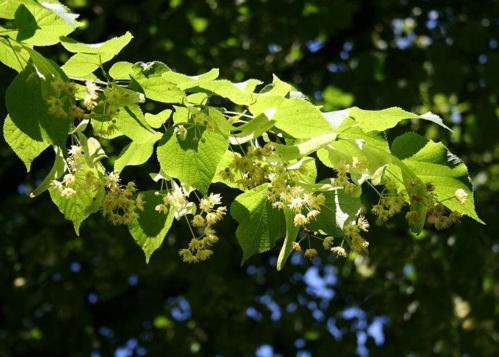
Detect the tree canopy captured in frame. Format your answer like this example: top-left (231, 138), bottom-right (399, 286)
top-left (0, 0), bottom-right (497, 356)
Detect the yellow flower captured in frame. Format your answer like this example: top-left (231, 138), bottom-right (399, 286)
top-left (322, 236), bottom-right (334, 250)
top-left (215, 206), bottom-right (227, 219)
top-left (293, 213), bottom-right (308, 226)
top-left (192, 215), bottom-right (206, 227)
top-left (331, 246), bottom-right (347, 257)
top-left (352, 235), bottom-right (369, 251)
top-left (199, 198), bottom-right (212, 212)
top-left (206, 234), bottom-right (219, 244)
top-left (292, 242), bottom-right (302, 252)
top-left (306, 209), bottom-right (320, 220)
top-left (304, 248), bottom-right (318, 259)
top-left (357, 215), bottom-right (370, 232)
top-left (205, 212), bottom-right (218, 226)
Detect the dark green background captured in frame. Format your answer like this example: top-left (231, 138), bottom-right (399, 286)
top-left (1, 0), bottom-right (498, 356)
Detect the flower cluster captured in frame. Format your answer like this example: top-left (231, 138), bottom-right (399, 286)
top-left (292, 233), bottom-right (349, 260)
top-left (50, 145), bottom-right (87, 198)
top-left (154, 183), bottom-right (227, 263)
top-left (84, 81), bottom-right (99, 110)
top-left (344, 221), bottom-right (370, 253)
top-left (272, 185), bottom-right (325, 227)
top-left (154, 182), bottom-right (196, 219)
top-left (46, 78), bottom-right (75, 117)
top-left (179, 193), bottom-right (226, 263)
top-left (371, 179), bottom-right (407, 223)
top-left (408, 181), bottom-right (465, 230)
top-left (427, 204), bottom-right (462, 230)
top-left (46, 96), bottom-right (67, 118)
top-left (334, 166), bottom-right (358, 195)
top-left (46, 77), bottom-right (80, 119)
top-left (220, 144), bottom-right (276, 189)
top-left (51, 173), bottom-right (77, 198)
top-left (102, 172), bottom-right (144, 225)
top-left (67, 145), bottom-right (85, 171)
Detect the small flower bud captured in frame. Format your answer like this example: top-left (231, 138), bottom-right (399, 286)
top-left (304, 248), bottom-right (318, 259)
top-left (293, 213), bottom-right (308, 226)
top-left (331, 246), bottom-right (347, 257)
top-left (322, 236), bottom-right (334, 250)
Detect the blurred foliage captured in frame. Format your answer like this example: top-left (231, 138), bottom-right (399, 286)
top-left (0, 0), bottom-right (498, 356)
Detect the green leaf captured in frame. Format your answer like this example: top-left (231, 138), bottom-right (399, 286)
top-left (61, 32), bottom-right (133, 77)
top-left (115, 139), bottom-right (158, 173)
top-left (349, 106), bottom-right (451, 132)
top-left (131, 62), bottom-right (184, 104)
top-left (390, 132), bottom-right (483, 223)
top-left (250, 96), bottom-right (332, 138)
top-left (135, 75), bottom-right (184, 103)
top-left (230, 184), bottom-right (285, 263)
top-left (103, 85), bottom-right (144, 107)
top-left (114, 105), bottom-right (160, 142)
top-left (157, 114), bottom-right (229, 193)
top-left (179, 78), bottom-right (261, 105)
top-left (307, 189), bottom-right (362, 236)
top-left (69, 134), bottom-right (106, 166)
top-left (212, 150), bottom-right (242, 189)
top-left (14, 4), bottom-right (38, 42)
top-left (26, 47), bottom-right (67, 77)
top-left (320, 116), bottom-right (429, 231)
top-left (0, 0), bottom-right (22, 18)
top-left (317, 117), bottom-right (390, 184)
top-left (129, 191), bottom-right (175, 263)
top-left (0, 37), bottom-right (30, 72)
top-left (4, 0), bottom-right (81, 46)
top-left (29, 146), bottom-right (65, 198)
top-left (108, 105), bottom-right (160, 172)
top-left (162, 68), bottom-right (219, 85)
top-left (49, 165), bottom-right (104, 235)
top-left (145, 109), bottom-right (172, 129)
top-left (61, 31), bottom-right (133, 54)
top-left (6, 61), bottom-right (70, 147)
top-left (260, 74), bottom-right (293, 97)
top-left (3, 114), bottom-right (49, 171)
top-left (109, 61), bottom-right (134, 80)
top-left (290, 158), bottom-right (317, 184)
top-left (230, 113), bottom-right (275, 144)
top-left (275, 133), bottom-right (337, 161)
top-left (276, 208), bottom-right (300, 271)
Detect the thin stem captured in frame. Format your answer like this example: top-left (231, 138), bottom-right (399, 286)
top-left (184, 215), bottom-right (196, 238)
top-left (192, 190), bottom-right (201, 202)
top-left (98, 55), bottom-right (112, 85)
top-left (366, 180), bottom-right (383, 197)
top-left (310, 235), bottom-right (324, 242)
top-left (436, 195), bottom-right (455, 204)
top-left (70, 76), bottom-right (107, 86)
top-left (223, 110), bottom-right (254, 119)
top-left (385, 168), bottom-right (405, 185)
